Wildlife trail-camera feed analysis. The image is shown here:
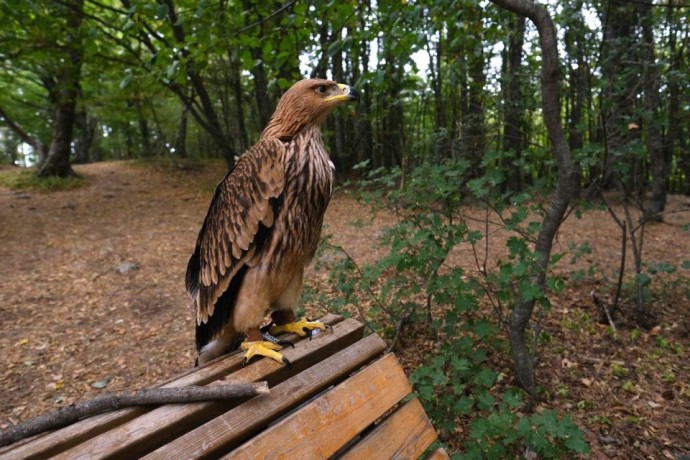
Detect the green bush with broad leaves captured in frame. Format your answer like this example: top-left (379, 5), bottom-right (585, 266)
top-left (323, 157), bottom-right (589, 457)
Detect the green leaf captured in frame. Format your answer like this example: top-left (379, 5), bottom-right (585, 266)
top-left (475, 392), bottom-right (495, 411)
top-left (473, 319), bottom-right (494, 339)
top-left (502, 389), bottom-right (523, 409)
top-left (194, 0), bottom-right (206, 18)
top-left (119, 72), bottom-right (132, 89)
top-left (326, 41), bottom-right (341, 58)
top-left (453, 396), bottom-right (474, 415)
top-left (519, 281), bottom-right (542, 302)
top-left (155, 4), bottom-right (169, 20)
top-left (473, 368), bottom-right (497, 389)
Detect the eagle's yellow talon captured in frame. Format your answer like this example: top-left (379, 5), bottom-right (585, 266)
top-left (240, 340), bottom-right (289, 367)
top-left (269, 318), bottom-right (328, 337)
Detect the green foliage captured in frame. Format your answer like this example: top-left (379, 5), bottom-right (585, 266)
top-left (323, 160), bottom-right (588, 456)
top-left (0, 168), bottom-right (85, 192)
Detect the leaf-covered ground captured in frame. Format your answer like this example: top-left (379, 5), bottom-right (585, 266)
top-left (1, 160), bottom-right (688, 458)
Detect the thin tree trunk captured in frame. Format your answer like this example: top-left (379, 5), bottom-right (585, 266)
top-left (598, 0), bottom-right (644, 190)
top-left (645, 5), bottom-right (676, 218)
top-left (74, 109), bottom-right (97, 164)
top-left (174, 103), bottom-right (189, 159)
top-left (229, 52), bottom-right (249, 153)
top-left (332, 41), bottom-right (346, 169)
top-left (354, 23), bottom-right (373, 165)
top-left (490, 0), bottom-right (581, 407)
top-left (564, 3), bottom-right (587, 156)
top-left (161, 0), bottom-right (237, 166)
top-left (503, 14), bottom-right (526, 191)
top-left (460, 7), bottom-right (487, 177)
top-left (138, 106), bottom-right (151, 157)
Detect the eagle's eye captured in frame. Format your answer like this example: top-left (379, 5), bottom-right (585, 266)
top-left (315, 85), bottom-right (328, 95)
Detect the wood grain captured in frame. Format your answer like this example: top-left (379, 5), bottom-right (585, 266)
top-left (1, 314), bottom-right (344, 460)
top-left (51, 317), bottom-right (362, 460)
top-left (144, 333), bottom-right (387, 459)
top-left (425, 446), bottom-right (450, 460)
top-left (224, 353), bottom-right (412, 460)
top-left (339, 398), bottom-right (438, 460)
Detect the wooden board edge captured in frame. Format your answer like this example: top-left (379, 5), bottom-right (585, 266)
top-left (425, 446), bottom-right (450, 460)
top-left (1, 314), bottom-right (349, 460)
top-left (224, 353), bottom-right (412, 459)
top-left (143, 333), bottom-right (388, 459)
top-left (52, 318), bottom-right (364, 460)
top-left (338, 398), bottom-right (438, 460)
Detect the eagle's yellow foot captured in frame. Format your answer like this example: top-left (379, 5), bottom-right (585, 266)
top-left (269, 318), bottom-right (332, 339)
top-left (240, 340), bottom-right (291, 368)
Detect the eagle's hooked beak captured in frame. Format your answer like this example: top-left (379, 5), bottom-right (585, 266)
top-left (324, 84), bottom-right (359, 102)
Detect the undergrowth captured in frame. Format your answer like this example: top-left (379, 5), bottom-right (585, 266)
top-left (320, 157), bottom-right (590, 458)
top-left (0, 168), bottom-right (86, 192)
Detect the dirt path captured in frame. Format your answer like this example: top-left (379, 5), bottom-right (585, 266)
top-left (0, 160), bottom-right (386, 425)
top-left (1, 161), bottom-right (688, 457)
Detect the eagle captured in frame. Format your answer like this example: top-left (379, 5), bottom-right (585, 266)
top-left (186, 79), bottom-right (359, 366)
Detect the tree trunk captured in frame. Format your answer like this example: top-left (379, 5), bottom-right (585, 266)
top-left (598, 0), bottom-right (644, 191)
top-left (460, 6), bottom-right (487, 177)
top-left (74, 108), bottom-right (97, 164)
top-left (174, 103), bottom-right (189, 159)
top-left (641, 3), bottom-right (666, 220)
top-left (331, 40), bottom-right (347, 170)
top-left (429, 31), bottom-right (447, 161)
top-left (161, 0), bottom-right (237, 166)
top-left (242, 0), bottom-right (273, 130)
top-left (490, 0), bottom-right (581, 407)
top-left (229, 52), bottom-right (249, 153)
top-left (38, 0), bottom-right (83, 178)
top-left (502, 14), bottom-right (526, 191)
top-left (138, 106), bottom-right (151, 157)
top-left (354, 21), bottom-right (373, 165)
top-left (665, 8), bottom-right (684, 195)
top-left (563, 2), bottom-right (587, 156)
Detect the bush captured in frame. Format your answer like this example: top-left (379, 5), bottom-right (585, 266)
top-left (324, 159), bottom-right (589, 457)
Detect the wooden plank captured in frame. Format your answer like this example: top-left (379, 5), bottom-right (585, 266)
top-left (339, 398), bottom-right (438, 460)
top-left (156, 313), bottom-right (345, 386)
top-left (144, 333), bottom-right (387, 459)
top-left (51, 318), bottom-right (364, 460)
top-left (1, 314), bottom-right (344, 460)
top-left (425, 447), bottom-right (450, 460)
top-left (224, 353), bottom-right (412, 460)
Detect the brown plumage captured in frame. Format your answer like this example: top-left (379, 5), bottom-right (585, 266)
top-left (186, 79), bottom-right (359, 365)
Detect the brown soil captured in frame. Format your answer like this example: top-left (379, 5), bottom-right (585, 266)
top-left (1, 160), bottom-right (688, 458)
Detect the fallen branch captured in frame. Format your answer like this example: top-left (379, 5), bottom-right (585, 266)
top-left (0, 382), bottom-right (269, 447)
top-left (591, 291), bottom-right (619, 340)
top-left (387, 306), bottom-right (413, 354)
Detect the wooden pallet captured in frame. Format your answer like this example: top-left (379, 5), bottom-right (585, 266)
top-left (1, 315), bottom-right (448, 459)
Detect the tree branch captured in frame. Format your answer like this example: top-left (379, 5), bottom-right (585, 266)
top-left (233, 0), bottom-right (297, 36)
top-left (0, 105), bottom-right (47, 157)
top-left (0, 382), bottom-right (269, 447)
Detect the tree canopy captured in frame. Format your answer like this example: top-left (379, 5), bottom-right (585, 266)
top-left (1, 0), bottom-right (687, 196)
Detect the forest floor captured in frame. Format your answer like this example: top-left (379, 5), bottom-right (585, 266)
top-left (1, 160), bottom-right (688, 459)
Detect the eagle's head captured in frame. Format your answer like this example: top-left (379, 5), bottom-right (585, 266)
top-left (262, 79), bottom-right (359, 140)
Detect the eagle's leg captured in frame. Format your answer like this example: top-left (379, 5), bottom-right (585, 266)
top-left (240, 328), bottom-right (291, 368)
top-left (268, 310), bottom-right (332, 339)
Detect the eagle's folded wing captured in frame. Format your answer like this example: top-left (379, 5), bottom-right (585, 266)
top-left (185, 138), bottom-right (286, 325)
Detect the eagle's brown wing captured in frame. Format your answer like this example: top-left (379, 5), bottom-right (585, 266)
top-left (186, 138), bottom-right (286, 329)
